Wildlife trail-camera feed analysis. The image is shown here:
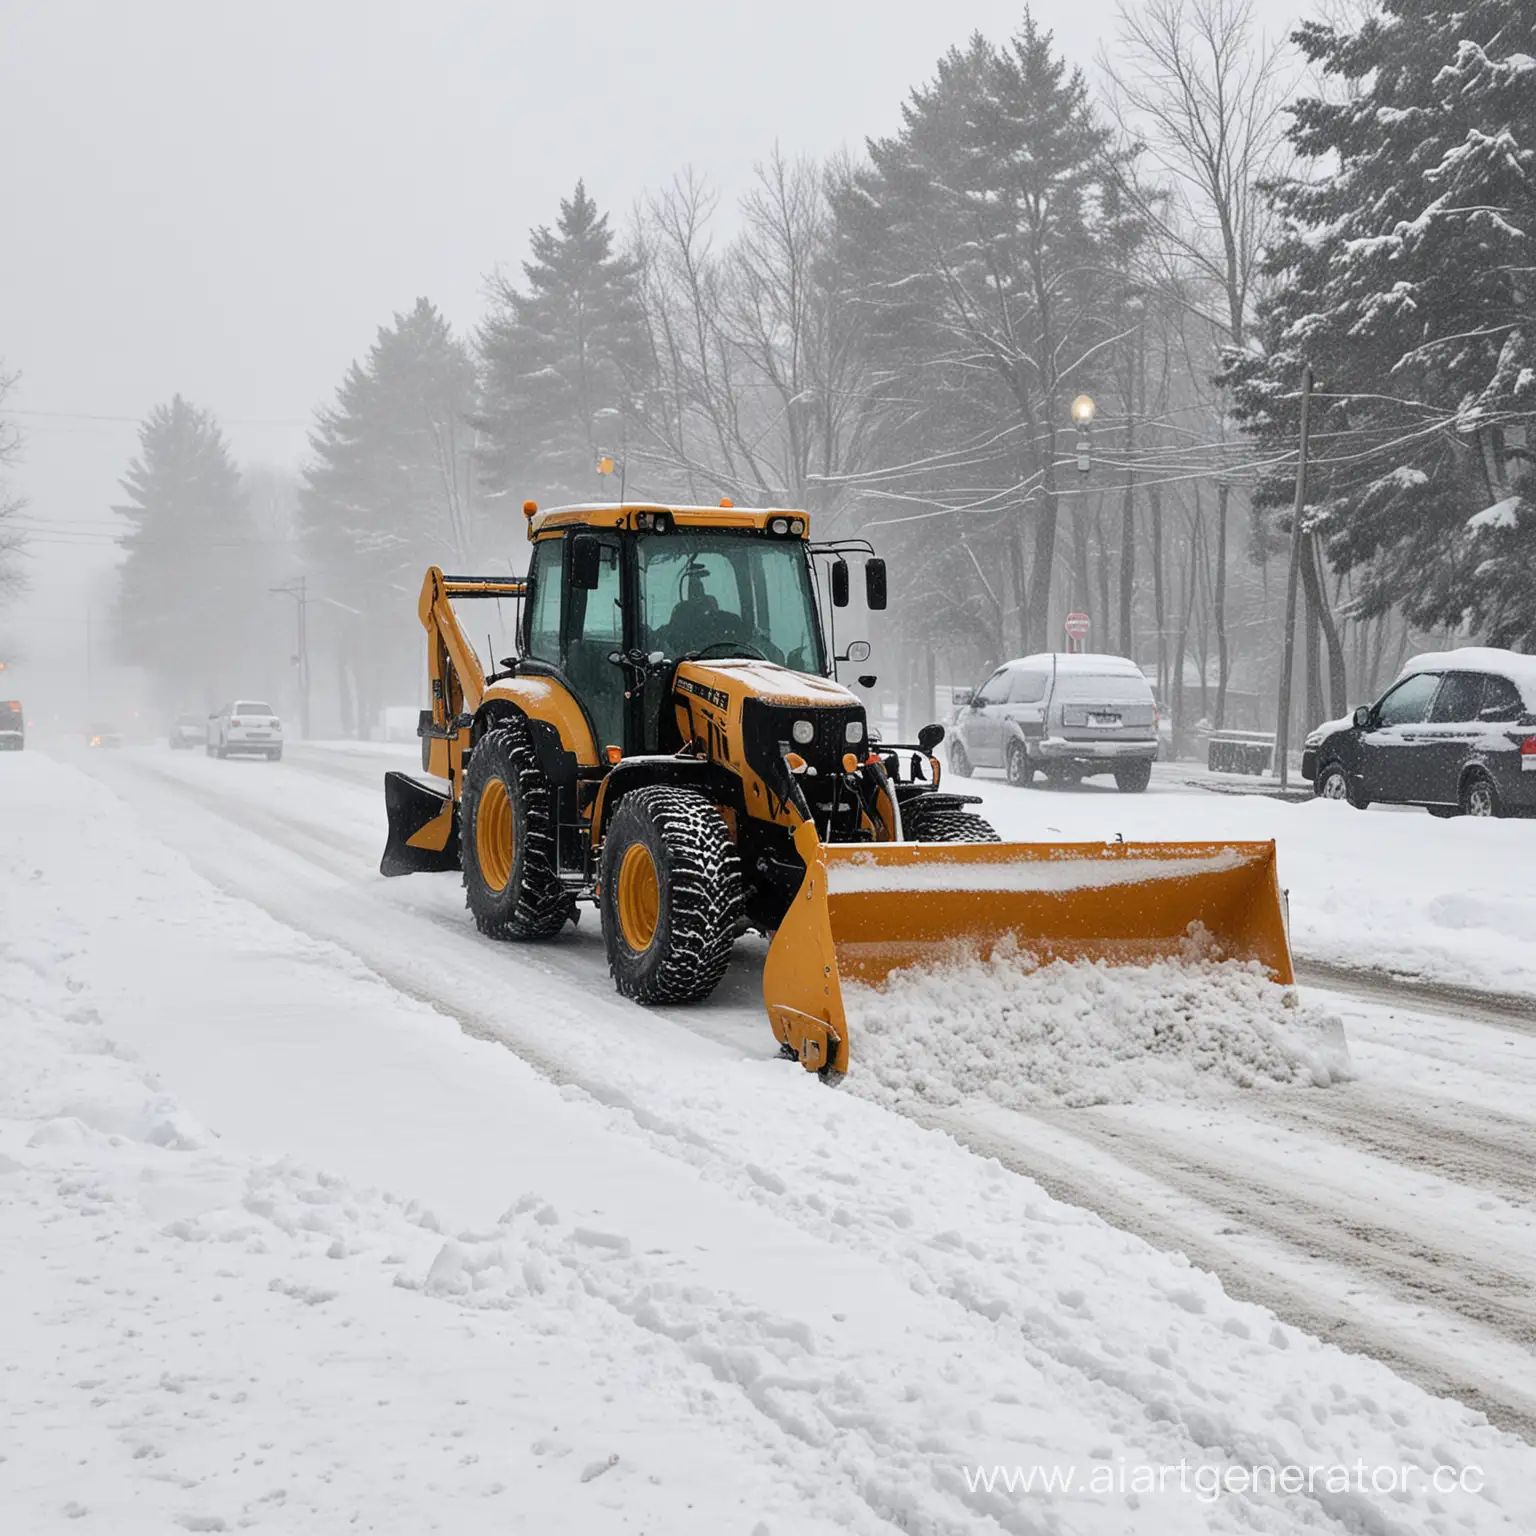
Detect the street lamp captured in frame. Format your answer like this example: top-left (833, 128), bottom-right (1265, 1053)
top-left (1070, 394), bottom-right (1096, 473)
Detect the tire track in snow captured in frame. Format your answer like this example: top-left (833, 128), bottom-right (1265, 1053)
top-left (1255, 1089), bottom-right (1536, 1206)
top-left (911, 1101), bottom-right (1536, 1443)
top-left (1038, 1112), bottom-right (1536, 1347)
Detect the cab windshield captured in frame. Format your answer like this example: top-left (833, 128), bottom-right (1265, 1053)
top-left (638, 533), bottom-right (825, 673)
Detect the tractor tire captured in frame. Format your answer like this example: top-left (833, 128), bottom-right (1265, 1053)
top-left (1114, 759), bottom-right (1152, 794)
top-left (1005, 739), bottom-right (1034, 788)
top-left (903, 800), bottom-right (1001, 843)
top-left (949, 740), bottom-right (973, 778)
top-left (461, 720), bottom-right (572, 941)
top-left (600, 786), bottom-right (743, 1005)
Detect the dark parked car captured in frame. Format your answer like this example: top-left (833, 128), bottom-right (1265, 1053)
top-left (1302, 648), bottom-right (1536, 817)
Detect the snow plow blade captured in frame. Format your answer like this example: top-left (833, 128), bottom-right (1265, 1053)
top-left (762, 822), bottom-right (1293, 1076)
top-left (380, 771), bottom-right (459, 877)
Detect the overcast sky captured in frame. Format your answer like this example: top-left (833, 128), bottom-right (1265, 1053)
top-left (0, 0), bottom-right (1304, 652)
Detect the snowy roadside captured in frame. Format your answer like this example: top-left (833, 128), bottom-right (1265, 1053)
top-left (967, 776), bottom-right (1536, 998)
top-left (5, 749), bottom-right (1536, 1534)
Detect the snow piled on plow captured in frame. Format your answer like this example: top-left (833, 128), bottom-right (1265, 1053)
top-left (845, 938), bottom-right (1351, 1110)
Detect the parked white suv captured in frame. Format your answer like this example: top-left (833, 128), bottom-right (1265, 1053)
top-left (208, 700), bottom-right (283, 760)
top-left (949, 653), bottom-right (1159, 792)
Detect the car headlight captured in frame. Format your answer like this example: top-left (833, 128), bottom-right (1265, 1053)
top-left (1303, 729), bottom-right (1323, 748)
top-left (844, 720), bottom-right (864, 744)
top-left (791, 719), bottom-right (816, 745)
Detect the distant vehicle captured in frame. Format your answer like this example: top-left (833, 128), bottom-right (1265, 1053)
top-left (1303, 647), bottom-right (1536, 818)
top-left (169, 712), bottom-right (206, 750)
top-left (948, 653), bottom-right (1159, 792)
top-left (207, 700), bottom-right (283, 761)
top-left (86, 724), bottom-right (123, 749)
top-left (1, 699), bottom-right (23, 751)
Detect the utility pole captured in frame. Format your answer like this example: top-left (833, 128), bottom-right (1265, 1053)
top-left (1275, 365), bottom-right (1314, 790)
top-left (270, 576), bottom-right (311, 739)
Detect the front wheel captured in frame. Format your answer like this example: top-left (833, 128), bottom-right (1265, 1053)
top-left (949, 740), bottom-right (973, 779)
top-left (1114, 759), bottom-right (1152, 794)
top-left (1004, 740), bottom-right (1034, 788)
top-left (1461, 772), bottom-right (1503, 819)
top-left (600, 786), bottom-right (743, 1004)
top-left (1315, 761), bottom-right (1366, 809)
top-left (903, 799), bottom-right (1001, 843)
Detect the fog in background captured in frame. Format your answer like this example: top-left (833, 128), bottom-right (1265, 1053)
top-left (0, 0), bottom-right (1339, 736)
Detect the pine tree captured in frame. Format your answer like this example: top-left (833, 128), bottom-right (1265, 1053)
top-left (476, 182), bottom-right (646, 506)
top-left (1231, 0), bottom-right (1536, 648)
top-left (114, 396), bottom-right (265, 705)
top-left (301, 298), bottom-right (477, 733)
top-left (830, 18), bottom-right (1139, 653)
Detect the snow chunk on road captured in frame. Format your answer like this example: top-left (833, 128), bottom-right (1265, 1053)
top-left (847, 945), bottom-right (1350, 1110)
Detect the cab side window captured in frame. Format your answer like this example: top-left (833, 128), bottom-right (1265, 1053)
top-left (1375, 672), bottom-right (1440, 726)
top-left (976, 670), bottom-right (1012, 706)
top-left (1428, 672), bottom-right (1484, 723)
top-left (524, 539), bottom-right (564, 664)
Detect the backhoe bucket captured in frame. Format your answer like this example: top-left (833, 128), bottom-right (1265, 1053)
top-left (762, 822), bottom-right (1294, 1076)
top-left (381, 771), bottom-right (460, 877)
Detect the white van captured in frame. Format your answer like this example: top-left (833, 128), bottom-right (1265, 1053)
top-left (948, 653), bottom-right (1159, 791)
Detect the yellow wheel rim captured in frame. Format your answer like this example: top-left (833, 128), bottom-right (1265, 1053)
top-left (617, 842), bottom-right (660, 952)
top-left (476, 777), bottom-right (514, 893)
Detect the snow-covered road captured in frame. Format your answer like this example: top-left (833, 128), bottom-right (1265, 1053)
top-left (6, 741), bottom-right (1536, 1532)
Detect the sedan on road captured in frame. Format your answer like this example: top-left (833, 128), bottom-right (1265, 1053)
top-left (1302, 647), bottom-right (1536, 817)
top-left (208, 700), bottom-right (284, 761)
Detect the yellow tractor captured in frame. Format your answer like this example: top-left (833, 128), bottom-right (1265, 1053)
top-left (382, 500), bottom-right (1293, 1076)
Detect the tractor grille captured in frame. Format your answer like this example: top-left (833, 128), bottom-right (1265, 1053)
top-left (742, 698), bottom-right (866, 777)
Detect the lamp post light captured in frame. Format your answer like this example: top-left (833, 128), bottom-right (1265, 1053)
top-left (1070, 394), bottom-right (1097, 473)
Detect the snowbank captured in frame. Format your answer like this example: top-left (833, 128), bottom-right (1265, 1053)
top-left (847, 944), bottom-right (1351, 1110)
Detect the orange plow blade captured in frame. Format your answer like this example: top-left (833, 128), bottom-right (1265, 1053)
top-left (762, 822), bottom-right (1293, 1076)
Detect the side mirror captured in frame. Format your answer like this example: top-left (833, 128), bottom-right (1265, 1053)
top-left (917, 723), bottom-right (945, 754)
top-left (1353, 705), bottom-right (1371, 729)
top-left (857, 673), bottom-right (878, 688)
top-left (831, 558), bottom-right (850, 608)
top-left (950, 686), bottom-right (974, 709)
top-left (570, 534), bottom-right (603, 591)
top-left (840, 639), bottom-right (871, 664)
top-left (865, 558), bottom-right (888, 611)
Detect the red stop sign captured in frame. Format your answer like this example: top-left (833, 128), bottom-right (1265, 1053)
top-left (1064, 612), bottom-right (1091, 639)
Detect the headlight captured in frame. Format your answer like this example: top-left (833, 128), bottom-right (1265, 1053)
top-left (770, 517), bottom-right (788, 535)
top-left (791, 719), bottom-right (816, 745)
top-left (844, 720), bottom-right (864, 744)
top-left (1303, 729), bottom-right (1323, 748)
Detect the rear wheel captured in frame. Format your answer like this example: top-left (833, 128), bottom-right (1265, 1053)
top-left (600, 786), bottom-right (743, 1004)
top-left (1114, 759), bottom-right (1152, 794)
top-left (461, 720), bottom-right (572, 940)
top-left (949, 740), bottom-right (973, 778)
top-left (1004, 740), bottom-right (1034, 788)
top-left (268, 748), bottom-right (283, 762)
top-left (1461, 771), bottom-right (1502, 819)
top-left (903, 799), bottom-right (1000, 843)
